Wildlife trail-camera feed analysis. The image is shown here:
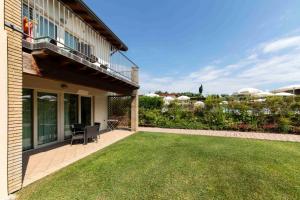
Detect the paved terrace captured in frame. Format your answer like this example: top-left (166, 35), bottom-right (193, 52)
top-left (139, 127), bottom-right (300, 142)
top-left (22, 130), bottom-right (134, 187)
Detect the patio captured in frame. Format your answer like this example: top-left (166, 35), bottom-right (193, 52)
top-left (22, 130), bottom-right (134, 186)
top-left (18, 132), bottom-right (300, 200)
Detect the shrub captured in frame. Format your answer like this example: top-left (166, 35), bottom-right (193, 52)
top-left (278, 117), bottom-right (291, 133)
top-left (139, 96), bottom-right (164, 110)
top-left (138, 95), bottom-right (299, 134)
top-left (139, 108), bottom-right (162, 127)
top-left (202, 107), bottom-right (227, 130)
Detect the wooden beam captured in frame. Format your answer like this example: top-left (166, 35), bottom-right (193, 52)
top-left (31, 50), bottom-right (48, 57)
top-left (91, 71), bottom-right (101, 75)
top-left (22, 52), bottom-right (41, 76)
top-left (79, 66), bottom-right (88, 71)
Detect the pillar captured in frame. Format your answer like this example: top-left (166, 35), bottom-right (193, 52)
top-left (4, 0), bottom-right (23, 194)
top-left (131, 67), bottom-right (139, 131)
top-left (0, 0), bottom-right (8, 198)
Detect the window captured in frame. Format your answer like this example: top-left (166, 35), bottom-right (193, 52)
top-left (22, 3), bottom-right (33, 20)
top-left (37, 16), bottom-right (57, 40)
top-left (65, 31), bottom-right (79, 50)
top-left (38, 92), bottom-right (58, 145)
top-left (49, 21), bottom-right (57, 40)
top-left (22, 89), bottom-right (33, 151)
top-left (64, 31), bottom-right (94, 57)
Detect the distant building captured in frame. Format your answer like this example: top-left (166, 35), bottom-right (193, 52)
top-left (272, 85), bottom-right (300, 95)
top-left (156, 92), bottom-right (177, 98)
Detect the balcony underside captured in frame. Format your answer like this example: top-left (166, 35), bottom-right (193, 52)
top-left (23, 41), bottom-right (139, 95)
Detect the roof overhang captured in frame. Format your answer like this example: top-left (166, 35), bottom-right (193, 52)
top-left (60, 0), bottom-right (128, 51)
top-left (23, 41), bottom-right (139, 95)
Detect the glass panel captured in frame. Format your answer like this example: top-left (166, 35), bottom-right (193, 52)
top-left (22, 89), bottom-right (33, 151)
top-left (38, 92), bottom-right (58, 145)
top-left (64, 31), bottom-right (69, 47)
top-left (22, 3), bottom-right (33, 20)
top-left (37, 15), bottom-right (43, 37)
top-left (65, 31), bottom-right (79, 50)
top-left (81, 96), bottom-right (92, 126)
top-left (43, 17), bottom-right (48, 37)
top-left (64, 94), bottom-right (78, 139)
top-left (49, 22), bottom-right (57, 40)
top-left (36, 16), bottom-right (57, 39)
top-left (74, 37), bottom-right (79, 51)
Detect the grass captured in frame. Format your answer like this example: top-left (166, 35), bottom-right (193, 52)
top-left (18, 132), bottom-right (300, 200)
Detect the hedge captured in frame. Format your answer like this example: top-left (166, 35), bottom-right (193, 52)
top-left (139, 95), bottom-right (300, 134)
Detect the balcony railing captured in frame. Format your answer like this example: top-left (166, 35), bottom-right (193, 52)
top-left (21, 0), bottom-right (138, 83)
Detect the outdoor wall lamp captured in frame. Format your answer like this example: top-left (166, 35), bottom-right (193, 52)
top-left (61, 83), bottom-right (68, 89)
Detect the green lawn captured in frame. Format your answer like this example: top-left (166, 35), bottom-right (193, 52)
top-left (18, 132), bottom-right (300, 200)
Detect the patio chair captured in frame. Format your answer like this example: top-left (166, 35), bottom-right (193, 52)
top-left (70, 123), bottom-right (85, 145)
top-left (94, 122), bottom-right (101, 132)
top-left (85, 126), bottom-right (100, 143)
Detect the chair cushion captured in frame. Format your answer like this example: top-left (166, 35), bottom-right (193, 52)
top-left (72, 135), bottom-right (84, 139)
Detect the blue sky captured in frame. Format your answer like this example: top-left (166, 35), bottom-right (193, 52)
top-left (85, 0), bottom-right (300, 94)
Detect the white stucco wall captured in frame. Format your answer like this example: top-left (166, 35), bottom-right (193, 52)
top-left (94, 95), bottom-right (108, 130)
top-left (0, 0), bottom-right (8, 198)
top-left (23, 75), bottom-right (109, 147)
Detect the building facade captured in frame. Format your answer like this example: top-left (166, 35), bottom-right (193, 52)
top-left (0, 0), bottom-right (139, 198)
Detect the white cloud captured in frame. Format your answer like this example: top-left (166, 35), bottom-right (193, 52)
top-left (140, 34), bottom-right (300, 94)
top-left (247, 54), bottom-right (257, 60)
top-left (263, 36), bottom-right (300, 53)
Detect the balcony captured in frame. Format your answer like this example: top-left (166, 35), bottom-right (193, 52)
top-left (21, 0), bottom-right (139, 92)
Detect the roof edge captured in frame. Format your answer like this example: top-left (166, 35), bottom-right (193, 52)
top-left (67, 0), bottom-right (128, 51)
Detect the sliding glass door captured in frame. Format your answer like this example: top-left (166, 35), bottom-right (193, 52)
top-left (38, 92), bottom-right (58, 145)
top-left (24, 92), bottom-right (92, 146)
top-left (81, 96), bottom-right (92, 126)
top-left (64, 94), bottom-right (79, 139)
top-left (22, 89), bottom-right (33, 151)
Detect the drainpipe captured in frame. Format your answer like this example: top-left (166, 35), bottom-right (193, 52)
top-left (0, 0), bottom-right (8, 199)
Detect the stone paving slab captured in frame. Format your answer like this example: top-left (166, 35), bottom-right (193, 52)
top-left (139, 127), bottom-right (300, 142)
top-left (22, 130), bottom-right (135, 187)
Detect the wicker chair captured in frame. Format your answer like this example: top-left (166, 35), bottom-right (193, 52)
top-left (85, 125), bottom-right (100, 143)
top-left (70, 123), bottom-right (85, 145)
